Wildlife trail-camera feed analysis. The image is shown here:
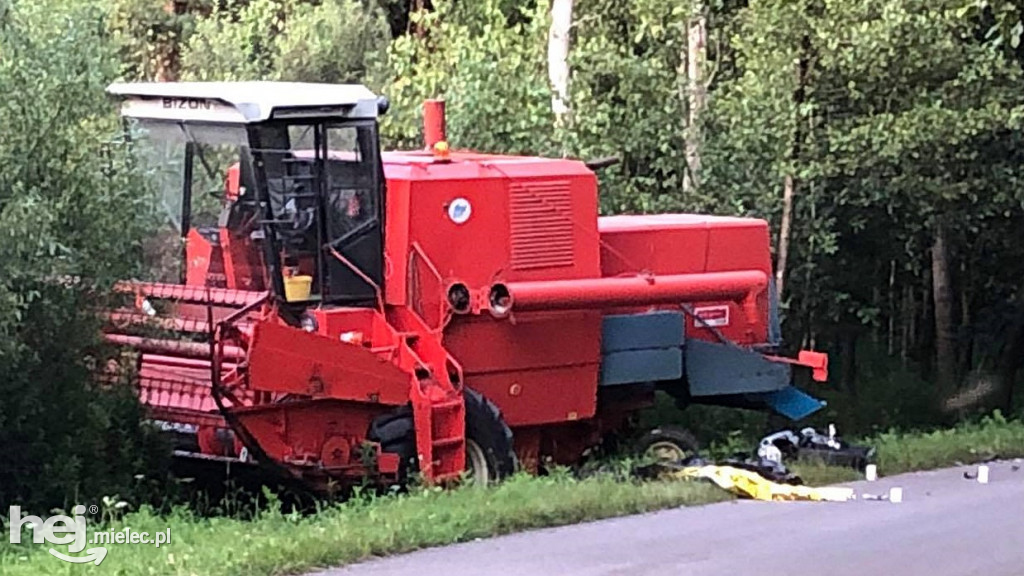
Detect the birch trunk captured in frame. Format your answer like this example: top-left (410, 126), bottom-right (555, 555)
top-left (548, 0), bottom-right (574, 133)
top-left (683, 6), bottom-right (706, 192)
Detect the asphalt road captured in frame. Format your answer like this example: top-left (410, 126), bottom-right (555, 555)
top-left (315, 460), bottom-right (1024, 576)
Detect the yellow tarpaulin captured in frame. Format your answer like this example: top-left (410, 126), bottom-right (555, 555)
top-left (672, 465), bottom-right (855, 502)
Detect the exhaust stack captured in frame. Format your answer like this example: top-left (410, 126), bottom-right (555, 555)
top-left (423, 99), bottom-right (447, 150)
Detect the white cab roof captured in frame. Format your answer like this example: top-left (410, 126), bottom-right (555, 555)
top-left (107, 81), bottom-right (381, 123)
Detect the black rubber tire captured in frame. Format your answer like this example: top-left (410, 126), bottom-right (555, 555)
top-left (367, 405), bottom-right (418, 483)
top-left (367, 390), bottom-right (517, 486)
top-left (635, 425), bottom-right (700, 464)
top-left (463, 388), bottom-right (517, 484)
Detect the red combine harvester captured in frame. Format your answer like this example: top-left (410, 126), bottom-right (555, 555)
top-left (102, 82), bottom-right (828, 487)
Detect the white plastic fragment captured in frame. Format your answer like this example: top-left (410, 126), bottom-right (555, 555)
top-left (826, 423), bottom-right (841, 449)
top-left (889, 487), bottom-right (903, 503)
top-left (761, 443), bottom-right (782, 464)
top-left (978, 465), bottom-right (989, 484)
top-left (865, 464), bottom-right (877, 482)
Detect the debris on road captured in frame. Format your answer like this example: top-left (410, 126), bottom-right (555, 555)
top-left (668, 464), bottom-right (856, 502)
top-left (757, 425), bottom-right (876, 471)
top-left (632, 424), bottom-right (882, 503)
top-left (860, 487), bottom-right (903, 503)
top-left (964, 465), bottom-right (991, 483)
top-left (865, 464), bottom-right (878, 481)
top-left (634, 453), bottom-right (804, 485)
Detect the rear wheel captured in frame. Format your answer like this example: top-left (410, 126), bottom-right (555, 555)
top-left (635, 425), bottom-right (700, 464)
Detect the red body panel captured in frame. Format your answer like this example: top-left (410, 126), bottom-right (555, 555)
top-left (379, 153), bottom-right (782, 434)
top-left (247, 320), bottom-right (411, 405)
top-left (442, 313), bottom-right (601, 426)
top-left (231, 399), bottom-right (401, 479)
top-left (382, 153), bottom-right (604, 428)
top-left (597, 215), bottom-right (774, 345)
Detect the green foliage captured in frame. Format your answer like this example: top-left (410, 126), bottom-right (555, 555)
top-left (568, 0), bottom-right (711, 214)
top-left (697, 0), bottom-right (1024, 390)
top-left (378, 0), bottom-right (723, 215)
top-left (108, 0), bottom-right (208, 80)
top-left (381, 0), bottom-right (554, 152)
top-left (178, 0), bottom-right (391, 84)
top-left (0, 0), bottom-right (167, 511)
top-left (957, 0), bottom-right (1024, 50)
top-left (810, 343), bottom-right (944, 434)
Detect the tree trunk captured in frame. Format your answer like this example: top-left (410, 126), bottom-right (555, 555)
top-left (931, 222), bottom-right (958, 396)
top-left (920, 275), bottom-right (934, 381)
top-left (547, 0), bottom-right (574, 136)
top-left (958, 263), bottom-right (973, 377)
top-left (839, 326), bottom-right (858, 401)
top-left (683, 5), bottom-right (706, 192)
top-left (776, 174), bottom-right (795, 297)
top-left (775, 37), bottom-right (810, 300)
top-left (901, 284), bottom-right (914, 362)
top-left (996, 313), bottom-right (1024, 412)
top-left (887, 259), bottom-right (896, 355)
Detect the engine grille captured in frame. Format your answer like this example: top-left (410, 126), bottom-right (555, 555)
top-left (509, 180), bottom-right (575, 270)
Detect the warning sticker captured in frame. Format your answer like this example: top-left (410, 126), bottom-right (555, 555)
top-left (692, 305), bottom-right (730, 328)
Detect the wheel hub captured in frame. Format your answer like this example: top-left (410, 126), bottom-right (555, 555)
top-left (645, 440), bottom-right (690, 463)
top-left (465, 438), bottom-right (491, 486)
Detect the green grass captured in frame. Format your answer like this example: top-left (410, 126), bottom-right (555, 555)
top-left (869, 411), bottom-right (1024, 475)
top-left (0, 473), bottom-right (726, 576)
top-left (3, 413), bottom-right (1023, 576)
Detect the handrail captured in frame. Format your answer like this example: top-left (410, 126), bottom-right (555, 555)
top-left (325, 246), bottom-right (386, 313)
top-left (409, 241), bottom-right (452, 334)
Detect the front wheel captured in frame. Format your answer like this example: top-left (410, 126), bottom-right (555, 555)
top-left (367, 389), bottom-right (517, 487)
top-left (463, 388), bottom-right (517, 486)
top-left (367, 405), bottom-right (418, 484)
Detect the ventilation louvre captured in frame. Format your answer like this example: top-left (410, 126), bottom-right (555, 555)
top-left (509, 180), bottom-right (575, 270)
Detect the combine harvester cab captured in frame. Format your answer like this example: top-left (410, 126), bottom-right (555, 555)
top-left (102, 82), bottom-right (828, 490)
top-left (104, 82), bottom-right (470, 488)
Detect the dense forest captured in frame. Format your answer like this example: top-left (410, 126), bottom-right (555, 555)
top-left (2, 0), bottom-right (1024, 510)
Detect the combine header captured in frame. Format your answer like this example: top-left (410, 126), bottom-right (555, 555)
top-left (102, 82), bottom-right (828, 487)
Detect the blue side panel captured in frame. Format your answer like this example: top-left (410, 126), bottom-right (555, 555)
top-left (746, 387), bottom-right (826, 420)
top-left (601, 349), bottom-right (683, 386)
top-left (686, 339), bottom-right (790, 396)
top-left (599, 311), bottom-right (685, 386)
top-left (601, 311), bottom-right (684, 352)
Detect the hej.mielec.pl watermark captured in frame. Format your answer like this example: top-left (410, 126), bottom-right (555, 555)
top-left (6, 505), bottom-right (171, 565)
